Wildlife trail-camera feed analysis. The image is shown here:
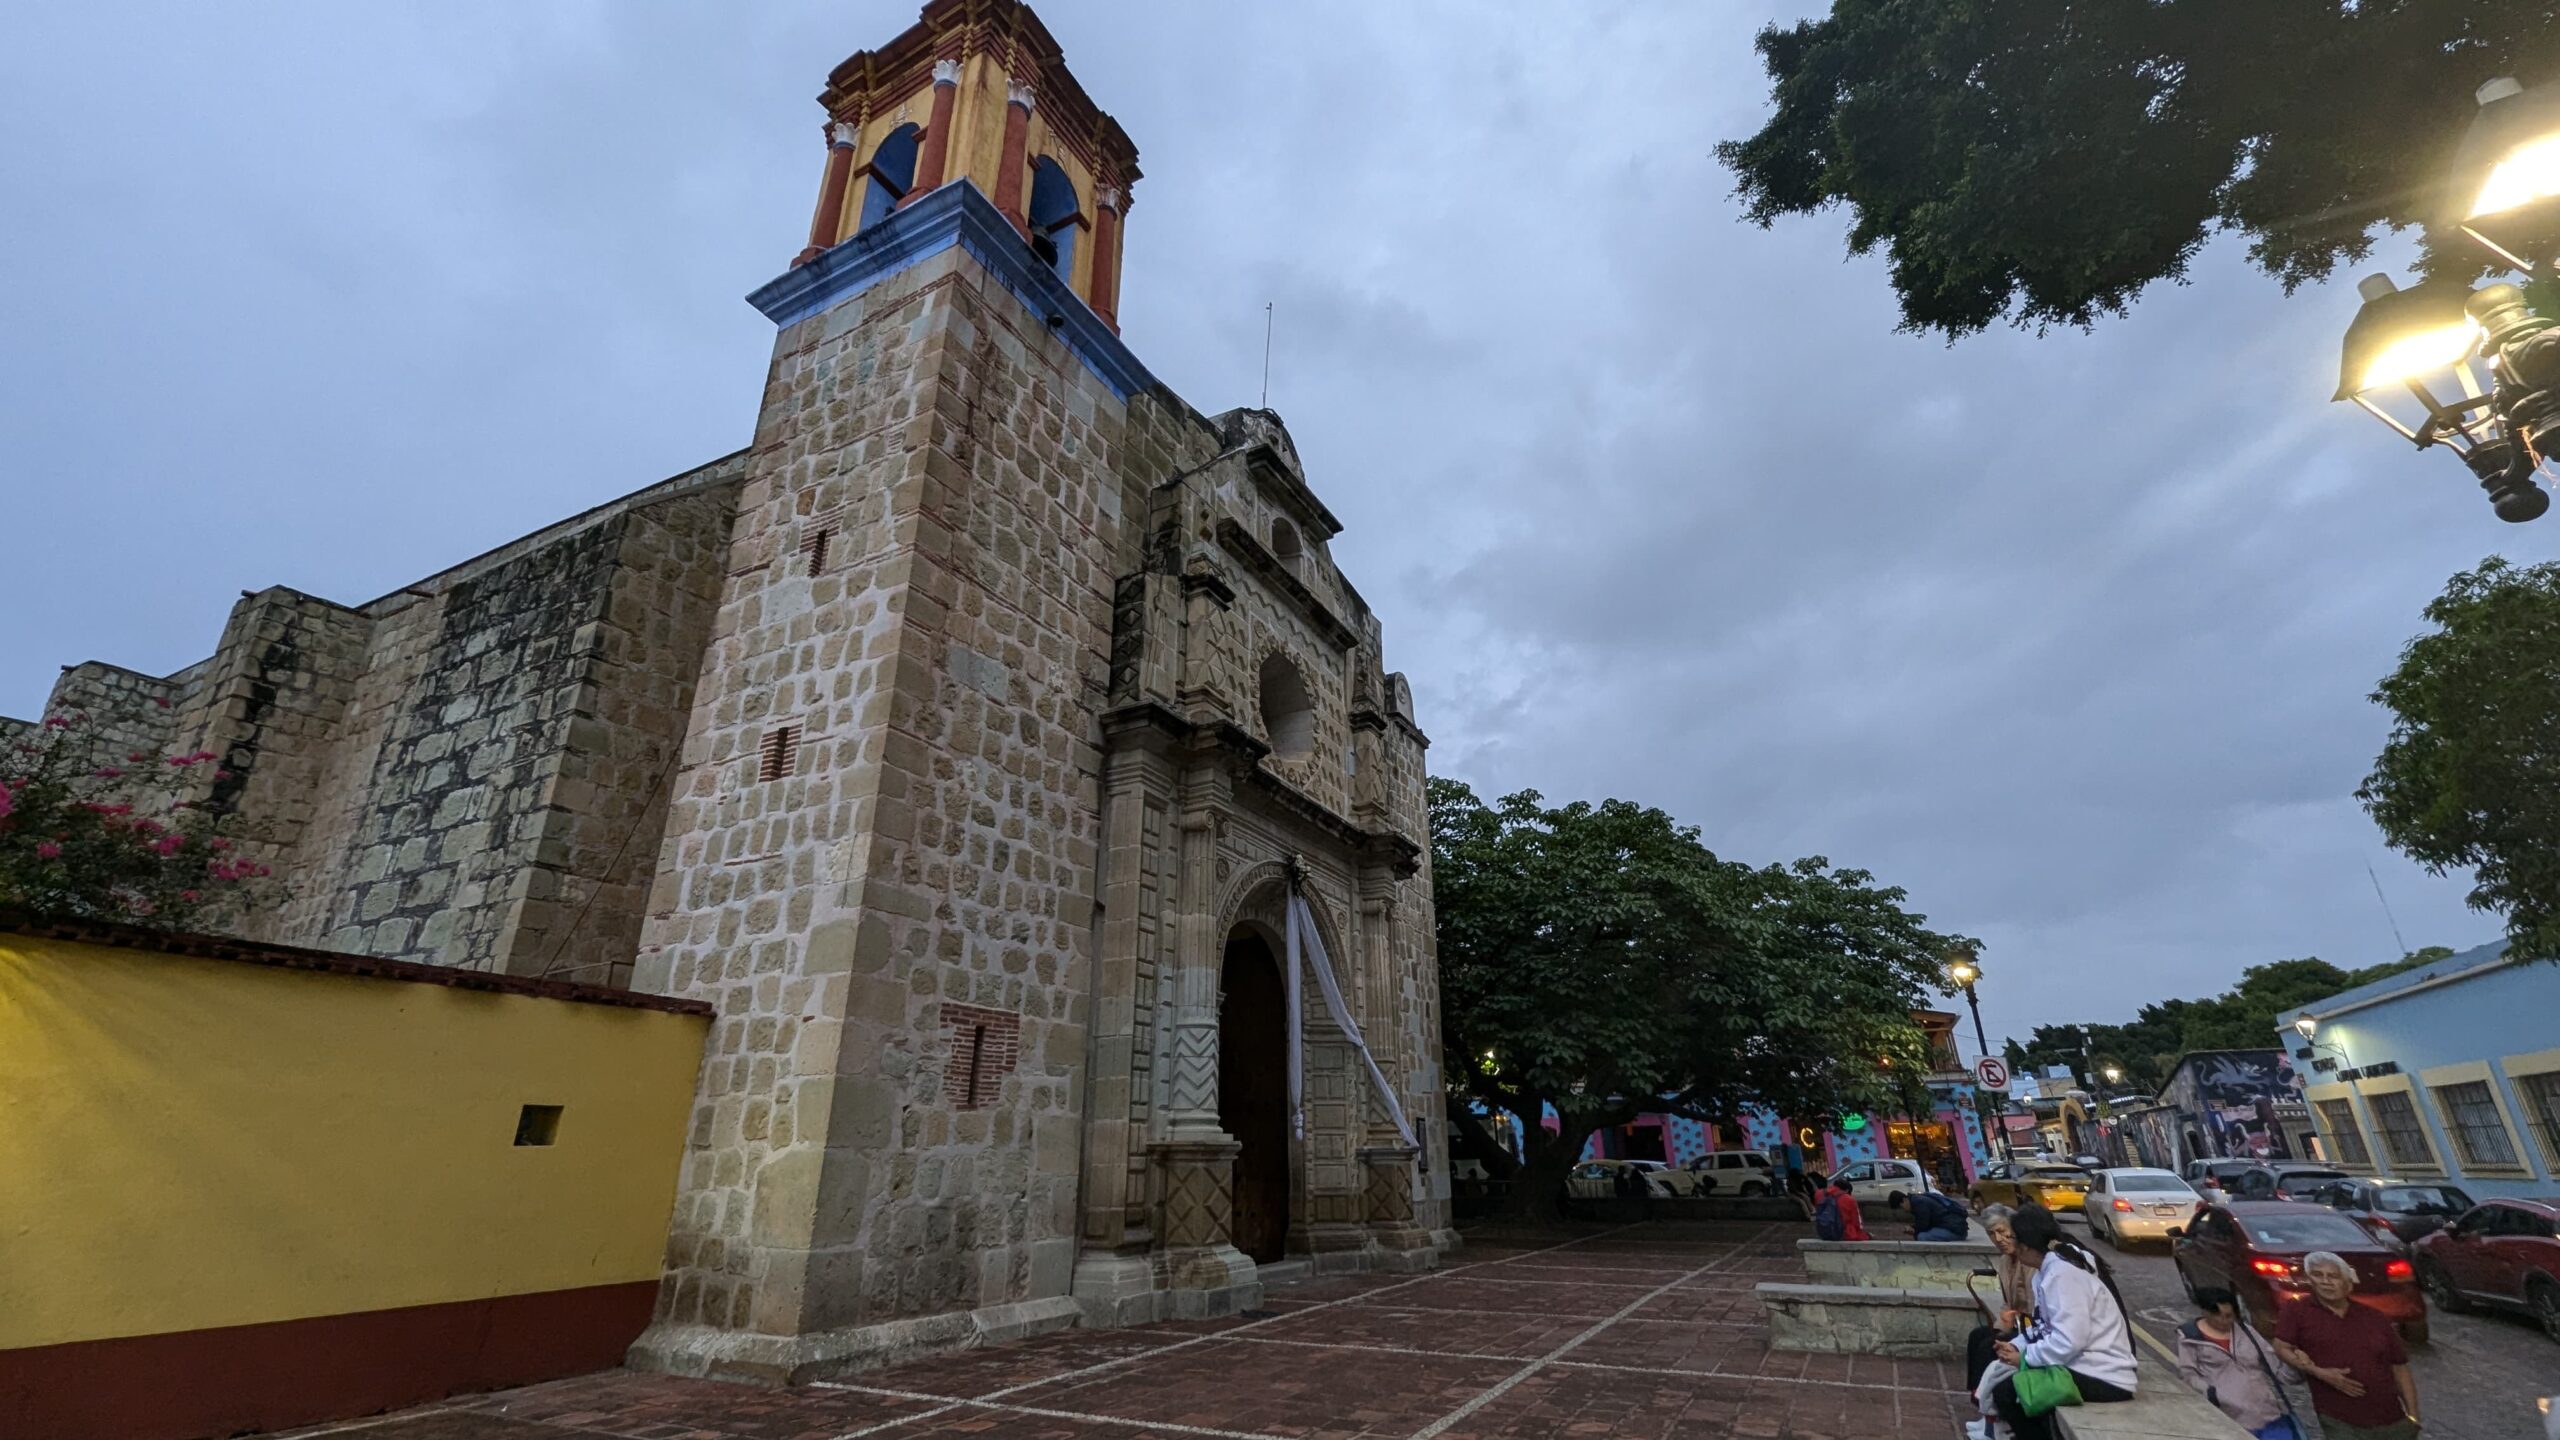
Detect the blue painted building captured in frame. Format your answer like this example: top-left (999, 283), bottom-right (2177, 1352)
top-left (2277, 942), bottom-right (2560, 1201)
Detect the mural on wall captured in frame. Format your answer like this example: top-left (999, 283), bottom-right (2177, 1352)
top-left (2159, 1050), bottom-right (2303, 1163)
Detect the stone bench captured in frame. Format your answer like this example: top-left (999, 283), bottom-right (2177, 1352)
top-left (2055, 1355), bottom-right (2254, 1440)
top-left (1798, 1237), bottom-right (2002, 1291)
top-left (1756, 1282), bottom-right (1979, 1357)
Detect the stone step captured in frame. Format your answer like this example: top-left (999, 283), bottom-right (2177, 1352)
top-left (1253, 1259), bottom-right (1315, 1289)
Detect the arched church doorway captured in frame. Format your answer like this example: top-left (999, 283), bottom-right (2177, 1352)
top-left (1220, 929), bottom-right (1290, 1263)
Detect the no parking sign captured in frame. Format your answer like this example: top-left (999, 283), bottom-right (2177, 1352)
top-left (1974, 1056), bottom-right (2011, 1094)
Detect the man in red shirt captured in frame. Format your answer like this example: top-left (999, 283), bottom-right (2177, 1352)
top-left (1828, 1179), bottom-right (1871, 1241)
top-left (2273, 1251), bottom-right (2419, 1440)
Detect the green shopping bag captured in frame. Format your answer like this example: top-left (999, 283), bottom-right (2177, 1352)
top-left (2013, 1365), bottom-right (2083, 1417)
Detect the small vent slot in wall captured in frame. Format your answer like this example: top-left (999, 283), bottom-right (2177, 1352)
top-left (940, 1002), bottom-right (1020, 1110)
top-left (800, 525), bottom-right (834, 576)
top-left (514, 1104), bottom-right (563, 1147)
top-left (759, 723), bottom-right (801, 782)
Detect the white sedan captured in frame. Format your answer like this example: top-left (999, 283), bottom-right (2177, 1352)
top-left (2083, 1167), bottom-right (2202, 1248)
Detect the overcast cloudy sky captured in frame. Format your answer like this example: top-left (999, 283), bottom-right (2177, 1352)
top-left (0, 2), bottom-right (2521, 1046)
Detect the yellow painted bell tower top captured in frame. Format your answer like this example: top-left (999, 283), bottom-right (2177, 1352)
top-left (793, 0), bottom-right (1142, 331)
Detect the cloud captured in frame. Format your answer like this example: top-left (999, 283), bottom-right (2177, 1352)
top-left (0, 1), bottom-right (2506, 1042)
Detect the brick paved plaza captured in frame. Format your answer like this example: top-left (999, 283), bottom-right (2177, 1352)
top-left (280, 1222), bottom-right (1969, 1440)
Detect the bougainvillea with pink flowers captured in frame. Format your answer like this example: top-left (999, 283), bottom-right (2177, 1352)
top-left (0, 712), bottom-right (271, 927)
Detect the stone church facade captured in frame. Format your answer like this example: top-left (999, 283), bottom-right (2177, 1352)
top-left (10, 0), bottom-right (1448, 1381)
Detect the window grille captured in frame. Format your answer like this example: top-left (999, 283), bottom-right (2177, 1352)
top-left (2434, 1080), bottom-right (2520, 1168)
top-left (2314, 1098), bottom-right (2372, 1168)
top-left (2367, 1090), bottom-right (2435, 1170)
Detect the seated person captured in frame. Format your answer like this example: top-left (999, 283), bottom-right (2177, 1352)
top-left (2174, 1286), bottom-right (2298, 1440)
top-left (1890, 1187), bottom-right (1970, 1241)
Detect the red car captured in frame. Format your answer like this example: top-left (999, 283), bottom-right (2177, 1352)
top-left (2171, 1201), bottom-right (2428, 1343)
top-left (2411, 1198), bottom-right (2560, 1342)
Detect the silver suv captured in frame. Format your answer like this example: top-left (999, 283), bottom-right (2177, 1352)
top-left (1686, 1151), bottom-right (1777, 1196)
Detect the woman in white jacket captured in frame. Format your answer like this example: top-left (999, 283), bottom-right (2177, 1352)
top-left (1990, 1205), bottom-right (2138, 1440)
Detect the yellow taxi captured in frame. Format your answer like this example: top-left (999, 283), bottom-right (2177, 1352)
top-left (1970, 1160), bottom-right (2092, 1212)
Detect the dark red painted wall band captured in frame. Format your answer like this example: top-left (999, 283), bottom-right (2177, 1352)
top-left (0, 1280), bottom-right (658, 1440)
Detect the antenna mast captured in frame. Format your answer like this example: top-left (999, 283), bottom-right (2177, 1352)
top-left (2365, 860), bottom-right (2410, 958)
top-left (1261, 302), bottom-right (1274, 409)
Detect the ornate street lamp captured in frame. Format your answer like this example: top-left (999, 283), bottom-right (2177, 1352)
top-left (2333, 274), bottom-right (2550, 521)
top-left (2449, 78), bottom-right (2560, 277)
top-left (1943, 948), bottom-right (2011, 1164)
top-left (2334, 76), bottom-right (2560, 523)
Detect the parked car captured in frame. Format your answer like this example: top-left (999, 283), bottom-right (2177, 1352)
top-left (2302, 1178), bottom-right (2476, 1247)
top-left (1827, 1157), bottom-right (1935, 1205)
top-left (1565, 1158), bottom-right (1697, 1199)
top-left (2186, 1158), bottom-right (2257, 1194)
top-left (2171, 1201), bottom-right (2427, 1343)
top-left (1970, 1160), bottom-right (2091, 1213)
top-left (2227, 1162), bottom-right (2352, 1203)
top-left (2412, 1198), bottom-right (2560, 1341)
top-left (1685, 1150), bottom-right (1776, 1196)
top-left (2083, 1168), bottom-right (2203, 1247)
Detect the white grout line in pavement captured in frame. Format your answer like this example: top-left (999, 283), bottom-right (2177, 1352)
top-left (819, 1222), bottom-right (1646, 1439)
top-left (1401, 1223), bottom-right (1785, 1440)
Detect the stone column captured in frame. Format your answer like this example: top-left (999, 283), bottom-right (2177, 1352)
top-left (1357, 873), bottom-right (1430, 1263)
top-left (1088, 185), bottom-right (1124, 329)
top-left (1143, 770), bottom-right (1257, 1315)
top-left (795, 121), bottom-right (859, 265)
top-left (906, 58), bottom-right (961, 203)
top-left (993, 80), bottom-right (1034, 236)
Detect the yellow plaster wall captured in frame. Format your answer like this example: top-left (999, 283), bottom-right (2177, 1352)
top-left (0, 935), bottom-right (706, 1350)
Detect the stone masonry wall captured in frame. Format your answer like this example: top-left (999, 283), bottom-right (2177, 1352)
top-left (516, 491), bottom-right (735, 989)
top-left (633, 242), bottom-right (1123, 1369)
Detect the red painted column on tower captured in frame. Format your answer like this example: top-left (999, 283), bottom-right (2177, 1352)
top-left (795, 121), bottom-right (860, 266)
top-left (993, 79), bottom-right (1034, 237)
top-left (905, 58), bottom-right (962, 205)
top-left (1089, 186), bottom-right (1123, 330)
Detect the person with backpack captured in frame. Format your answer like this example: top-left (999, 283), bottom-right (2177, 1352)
top-left (1813, 1177), bottom-right (1869, 1241)
top-left (2175, 1286), bottom-right (2300, 1440)
top-left (1988, 1204), bottom-right (2137, 1440)
top-left (1890, 1187), bottom-right (1971, 1241)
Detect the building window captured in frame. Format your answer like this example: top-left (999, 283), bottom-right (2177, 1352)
top-left (858, 124), bottom-right (920, 231)
top-left (1258, 653), bottom-right (1316, 761)
top-left (2367, 1090), bottom-right (2435, 1170)
top-left (2434, 1081), bottom-right (2521, 1168)
top-left (1027, 156), bottom-right (1079, 281)
top-left (1269, 516), bottom-right (1302, 564)
top-left (2315, 1098), bottom-right (2373, 1169)
top-left (2517, 1070), bottom-right (2560, 1171)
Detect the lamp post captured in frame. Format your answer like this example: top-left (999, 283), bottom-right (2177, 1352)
top-left (1947, 952), bottom-right (2013, 1164)
top-left (2335, 77), bottom-right (2560, 522)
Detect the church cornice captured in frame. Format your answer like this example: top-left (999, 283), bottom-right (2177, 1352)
top-left (1098, 702), bottom-right (1422, 878)
top-left (749, 180), bottom-right (1156, 401)
top-left (1211, 518), bottom-right (1357, 651)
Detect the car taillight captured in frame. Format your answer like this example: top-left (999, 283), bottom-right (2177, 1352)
top-left (2385, 1259), bottom-right (2414, 1282)
top-left (2250, 1258), bottom-right (2293, 1278)
top-left (2112, 1198), bottom-right (2132, 1211)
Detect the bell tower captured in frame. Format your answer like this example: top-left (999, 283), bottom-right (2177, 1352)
top-left (792, 0), bottom-right (1140, 330)
top-left (627, 0), bottom-right (1445, 1386)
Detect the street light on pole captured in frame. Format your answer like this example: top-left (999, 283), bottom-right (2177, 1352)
top-left (1946, 949), bottom-right (2012, 1163)
top-left (2335, 76), bottom-right (2560, 521)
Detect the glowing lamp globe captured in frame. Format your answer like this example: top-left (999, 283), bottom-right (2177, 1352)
top-left (2450, 78), bottom-right (2560, 275)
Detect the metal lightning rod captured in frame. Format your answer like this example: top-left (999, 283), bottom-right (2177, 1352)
top-left (1261, 302), bottom-right (1274, 409)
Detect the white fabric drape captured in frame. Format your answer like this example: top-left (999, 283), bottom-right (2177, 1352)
top-left (1285, 887), bottom-right (1418, 1149)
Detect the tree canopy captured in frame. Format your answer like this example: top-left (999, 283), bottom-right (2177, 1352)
top-left (2003, 948), bottom-right (2454, 1089)
top-left (1718, 2), bottom-right (2560, 337)
top-left (2362, 556), bottom-right (2560, 958)
top-left (1431, 778), bottom-right (1961, 1214)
